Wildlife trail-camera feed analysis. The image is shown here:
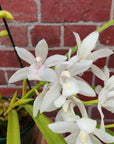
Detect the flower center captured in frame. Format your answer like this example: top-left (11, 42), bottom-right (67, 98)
top-left (61, 71), bottom-right (71, 82)
top-left (34, 57), bottom-right (42, 74)
top-left (79, 131), bottom-right (88, 144)
top-left (36, 57), bottom-right (42, 63)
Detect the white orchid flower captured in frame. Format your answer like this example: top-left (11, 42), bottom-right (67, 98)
top-left (33, 83), bottom-right (61, 117)
top-left (9, 39), bottom-right (67, 83)
top-left (97, 75), bottom-right (114, 131)
top-left (55, 96), bottom-right (88, 122)
top-left (48, 118), bottom-right (114, 144)
top-left (54, 63), bottom-right (96, 108)
top-left (72, 31), bottom-right (113, 63)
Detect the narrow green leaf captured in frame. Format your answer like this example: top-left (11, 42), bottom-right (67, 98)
top-left (23, 104), bottom-right (67, 144)
top-left (9, 90), bottom-right (18, 107)
top-left (0, 93), bottom-right (6, 111)
top-left (7, 110), bottom-right (21, 144)
top-left (22, 79), bottom-right (27, 97)
top-left (14, 98), bottom-right (33, 107)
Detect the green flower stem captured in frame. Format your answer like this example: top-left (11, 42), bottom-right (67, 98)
top-left (105, 124), bottom-right (114, 129)
top-left (23, 81), bottom-right (47, 99)
top-left (96, 19), bottom-right (114, 33)
top-left (82, 99), bottom-right (99, 105)
top-left (65, 19), bottom-right (114, 57)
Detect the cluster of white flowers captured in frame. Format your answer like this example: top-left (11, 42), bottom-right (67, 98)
top-left (9, 31), bottom-right (114, 144)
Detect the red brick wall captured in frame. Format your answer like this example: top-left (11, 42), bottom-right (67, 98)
top-left (0, 0), bottom-right (114, 124)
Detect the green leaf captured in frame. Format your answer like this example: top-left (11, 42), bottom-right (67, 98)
top-left (0, 93), bottom-right (6, 111)
top-left (23, 104), bottom-right (67, 144)
top-left (22, 79), bottom-right (27, 97)
top-left (7, 110), bottom-right (21, 144)
top-left (23, 81), bottom-right (46, 99)
top-left (9, 90), bottom-right (18, 107)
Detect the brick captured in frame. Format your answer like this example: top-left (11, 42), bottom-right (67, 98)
top-left (31, 25), bottom-right (60, 47)
top-left (91, 106), bottom-right (114, 120)
top-left (0, 50), bottom-right (28, 67)
top-left (94, 58), bottom-right (106, 68)
top-left (0, 70), bottom-right (6, 85)
top-left (0, 87), bottom-right (22, 97)
top-left (0, 25), bottom-right (28, 47)
top-left (48, 49), bottom-right (68, 57)
top-left (64, 25), bottom-right (96, 47)
top-left (0, 0), bottom-right (37, 22)
top-left (78, 94), bottom-right (97, 102)
top-left (81, 71), bottom-right (93, 85)
top-left (95, 76), bottom-right (104, 87)
top-left (99, 26), bottom-right (114, 46)
top-left (108, 54), bottom-right (114, 68)
top-left (41, 0), bottom-right (111, 22)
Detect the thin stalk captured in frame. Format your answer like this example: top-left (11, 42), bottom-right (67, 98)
top-left (82, 99), bottom-right (99, 105)
top-left (105, 124), bottom-right (114, 129)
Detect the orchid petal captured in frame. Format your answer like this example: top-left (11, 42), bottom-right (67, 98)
top-left (104, 66), bottom-right (110, 81)
top-left (28, 64), bottom-right (42, 80)
top-left (65, 133), bottom-right (78, 144)
top-left (55, 63), bottom-right (67, 77)
top-left (9, 67), bottom-right (29, 83)
top-left (73, 32), bottom-right (81, 48)
top-left (76, 132), bottom-right (92, 144)
top-left (33, 93), bottom-right (44, 117)
top-left (76, 76), bottom-right (96, 97)
top-left (48, 121), bottom-right (78, 133)
top-left (77, 118), bottom-right (97, 133)
top-left (54, 95), bottom-right (67, 108)
top-left (91, 64), bottom-right (106, 81)
top-left (35, 39), bottom-right (48, 63)
top-left (88, 48), bottom-right (113, 62)
top-left (44, 55), bottom-right (67, 67)
top-left (68, 48), bottom-right (72, 60)
top-left (95, 85), bottom-right (102, 95)
top-left (15, 47), bottom-right (35, 65)
top-left (105, 75), bottom-right (114, 90)
top-left (61, 77), bottom-right (79, 96)
top-left (40, 84), bottom-right (61, 113)
top-left (71, 97), bottom-right (88, 118)
top-left (103, 99), bottom-right (114, 113)
top-left (79, 32), bottom-right (99, 59)
top-left (98, 104), bottom-right (105, 131)
top-left (68, 60), bottom-right (92, 76)
top-left (37, 68), bottom-right (57, 83)
top-left (89, 134), bottom-right (102, 144)
top-left (93, 128), bottom-right (114, 143)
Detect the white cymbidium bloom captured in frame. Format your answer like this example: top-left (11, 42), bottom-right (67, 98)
top-left (33, 83), bottom-right (61, 117)
top-left (55, 96), bottom-right (88, 122)
top-left (71, 31), bottom-right (113, 64)
top-left (48, 118), bottom-right (114, 144)
top-left (97, 75), bottom-right (114, 131)
top-left (9, 39), bottom-right (67, 83)
top-left (54, 63), bottom-right (96, 108)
